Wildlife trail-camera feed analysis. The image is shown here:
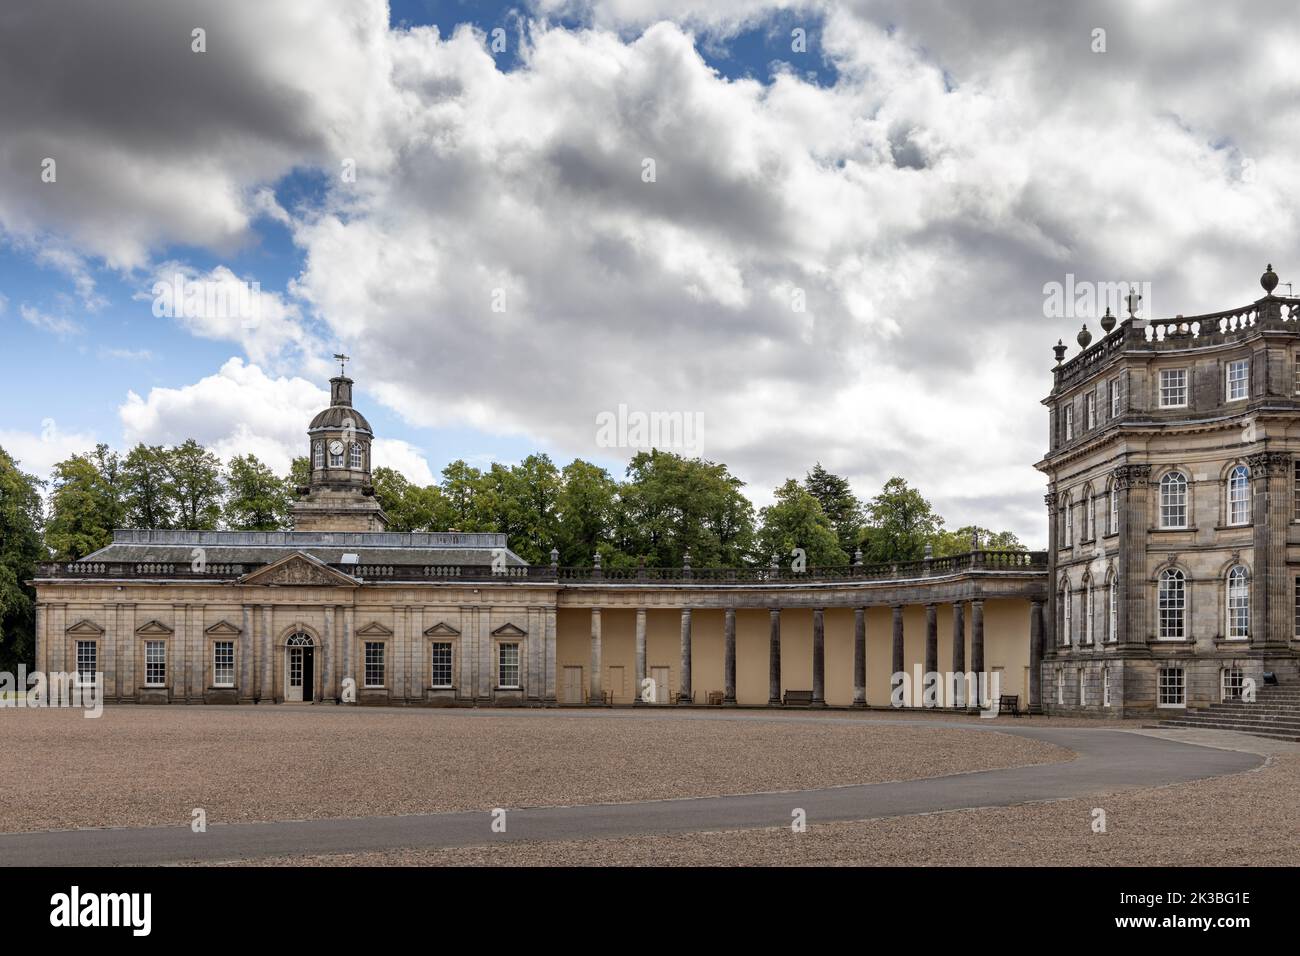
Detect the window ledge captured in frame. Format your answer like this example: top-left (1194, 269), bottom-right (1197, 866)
top-left (1151, 526), bottom-right (1197, 533)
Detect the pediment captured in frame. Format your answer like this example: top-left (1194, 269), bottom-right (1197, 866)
top-left (239, 551), bottom-right (359, 588)
top-left (492, 622), bottom-right (527, 637)
top-left (424, 621), bottom-right (461, 637)
top-left (135, 619), bottom-right (174, 636)
top-left (205, 619), bottom-right (241, 636)
top-left (356, 621), bottom-right (394, 637)
top-left (65, 619), bottom-right (105, 636)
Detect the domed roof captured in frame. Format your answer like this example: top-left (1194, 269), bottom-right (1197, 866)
top-left (309, 405), bottom-right (372, 433)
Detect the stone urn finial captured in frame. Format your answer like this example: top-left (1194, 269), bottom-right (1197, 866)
top-left (549, 547), bottom-right (559, 567)
top-left (1261, 263), bottom-right (1279, 295)
top-left (1100, 306), bottom-right (1116, 334)
top-left (853, 548), bottom-right (862, 567)
top-left (1053, 339), bottom-right (1067, 364)
top-left (1077, 323), bottom-right (1092, 348)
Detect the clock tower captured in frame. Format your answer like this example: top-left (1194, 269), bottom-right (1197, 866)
top-left (290, 356), bottom-right (388, 532)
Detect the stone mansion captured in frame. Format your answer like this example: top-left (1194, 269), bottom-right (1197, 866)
top-left (30, 267), bottom-right (1300, 716)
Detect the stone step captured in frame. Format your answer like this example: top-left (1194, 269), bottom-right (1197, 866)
top-left (1156, 719), bottom-right (1300, 741)
top-left (1159, 715), bottom-right (1300, 732)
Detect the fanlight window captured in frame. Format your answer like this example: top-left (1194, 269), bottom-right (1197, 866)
top-left (286, 633), bottom-right (313, 647)
top-left (1226, 565), bottom-right (1249, 640)
top-left (1227, 466), bottom-right (1249, 526)
top-left (1160, 472), bottom-right (1188, 528)
top-left (1158, 568), bottom-right (1186, 640)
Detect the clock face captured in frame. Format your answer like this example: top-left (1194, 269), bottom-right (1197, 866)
top-left (328, 440), bottom-right (343, 455)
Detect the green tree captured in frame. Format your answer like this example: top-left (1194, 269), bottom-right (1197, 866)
top-left (929, 524), bottom-right (1026, 557)
top-left (166, 439), bottom-right (224, 530)
top-left (121, 443), bottom-right (174, 529)
top-left (45, 454), bottom-right (114, 560)
top-left (757, 479), bottom-right (848, 569)
top-left (616, 450), bottom-right (755, 567)
top-left (859, 476), bottom-right (944, 563)
top-left (289, 455), bottom-right (311, 491)
top-left (223, 454), bottom-right (292, 530)
top-left (804, 462), bottom-right (864, 557)
top-left (440, 460), bottom-right (484, 531)
top-left (555, 459), bottom-right (619, 565)
top-left (372, 467), bottom-right (446, 532)
top-left (0, 447), bottom-right (44, 670)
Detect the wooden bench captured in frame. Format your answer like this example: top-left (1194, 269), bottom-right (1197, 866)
top-left (783, 690), bottom-right (815, 707)
top-left (998, 694), bottom-right (1021, 716)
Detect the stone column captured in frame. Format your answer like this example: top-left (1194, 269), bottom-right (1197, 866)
top-left (322, 606), bottom-right (333, 704)
top-left (811, 608), bottom-right (826, 707)
top-left (970, 599), bottom-right (985, 711)
top-left (768, 608), bottom-right (782, 706)
top-left (723, 607), bottom-right (737, 706)
top-left (1248, 451), bottom-right (1291, 647)
top-left (240, 605), bottom-right (254, 703)
top-left (544, 606), bottom-right (557, 703)
top-left (477, 607), bottom-right (491, 703)
top-left (852, 607), bottom-right (866, 707)
top-left (1044, 489), bottom-right (1058, 653)
top-left (343, 605), bottom-right (355, 702)
top-left (951, 602), bottom-right (966, 707)
top-left (634, 608), bottom-right (647, 705)
top-left (891, 605), bottom-right (904, 679)
top-left (260, 605), bottom-right (273, 701)
top-left (924, 603), bottom-right (938, 707)
top-left (589, 607), bottom-right (603, 705)
top-left (1029, 598), bottom-right (1044, 713)
top-left (678, 607), bottom-right (693, 704)
top-left (1114, 464), bottom-right (1150, 644)
top-left (173, 603), bottom-right (187, 702)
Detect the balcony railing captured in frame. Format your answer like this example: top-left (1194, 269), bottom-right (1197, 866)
top-left (37, 550), bottom-right (1047, 585)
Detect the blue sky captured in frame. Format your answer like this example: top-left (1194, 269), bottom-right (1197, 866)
top-left (4, 0), bottom-right (1298, 548)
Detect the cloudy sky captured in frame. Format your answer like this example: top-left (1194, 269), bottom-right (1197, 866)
top-left (3, 0), bottom-right (1298, 549)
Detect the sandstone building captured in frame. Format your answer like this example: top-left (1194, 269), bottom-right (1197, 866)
top-left (31, 269), bottom-right (1300, 714)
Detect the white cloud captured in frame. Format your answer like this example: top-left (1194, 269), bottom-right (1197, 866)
top-left (19, 303), bottom-right (80, 338)
top-left (0, 418), bottom-right (99, 481)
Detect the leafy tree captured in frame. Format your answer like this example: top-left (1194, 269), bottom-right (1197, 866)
top-left (930, 525), bottom-right (1026, 557)
top-left (224, 454), bottom-right (292, 530)
top-left (440, 460), bottom-right (484, 531)
top-left (490, 455), bottom-right (561, 565)
top-left (372, 467), bottom-right (446, 532)
top-left (289, 455), bottom-right (311, 491)
top-left (859, 476), bottom-right (944, 563)
top-left (616, 450), bottom-right (755, 567)
top-left (166, 439), bottom-right (224, 530)
top-left (555, 459), bottom-right (619, 565)
top-left (0, 447), bottom-right (44, 670)
top-left (45, 452), bottom-right (118, 560)
top-left (121, 443), bottom-right (174, 529)
top-left (757, 479), bottom-right (848, 569)
top-left (804, 463), bottom-right (864, 557)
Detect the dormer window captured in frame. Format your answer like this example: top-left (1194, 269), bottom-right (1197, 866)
top-left (349, 442), bottom-right (363, 469)
top-left (313, 441), bottom-right (324, 469)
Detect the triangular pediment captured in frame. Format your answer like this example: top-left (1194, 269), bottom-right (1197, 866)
top-left (135, 619), bottom-right (174, 636)
top-left (492, 622), bottom-right (527, 637)
top-left (239, 551), bottom-right (359, 588)
top-left (356, 621), bottom-right (394, 637)
top-left (424, 621), bottom-right (461, 637)
top-left (205, 619), bottom-right (241, 636)
top-left (66, 619), bottom-right (105, 636)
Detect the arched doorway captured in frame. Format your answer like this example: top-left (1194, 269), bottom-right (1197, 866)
top-left (285, 633), bottom-right (315, 702)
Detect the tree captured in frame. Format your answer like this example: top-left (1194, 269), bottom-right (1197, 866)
top-left (121, 443), bottom-right (174, 529)
top-left (757, 479), bottom-right (848, 569)
top-left (372, 467), bottom-right (446, 532)
top-left (859, 476), bottom-right (944, 563)
top-left (804, 463), bottom-right (864, 557)
top-left (555, 459), bottom-right (619, 565)
top-left (289, 455), bottom-right (311, 491)
top-left (616, 450), bottom-right (755, 567)
top-left (0, 447), bottom-right (44, 670)
top-left (224, 454), bottom-right (292, 530)
top-left (930, 524), bottom-right (1026, 557)
top-left (166, 439), bottom-right (224, 530)
top-left (487, 455), bottom-right (561, 565)
top-left (45, 452), bottom-right (118, 560)
top-left (440, 460), bottom-right (483, 531)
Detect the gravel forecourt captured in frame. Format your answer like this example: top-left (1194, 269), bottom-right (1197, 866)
top-left (0, 706), bottom-right (1070, 834)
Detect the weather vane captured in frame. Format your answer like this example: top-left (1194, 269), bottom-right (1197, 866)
top-left (333, 352), bottom-right (350, 376)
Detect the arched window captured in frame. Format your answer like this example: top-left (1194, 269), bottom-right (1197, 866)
top-left (1108, 479), bottom-right (1118, 535)
top-left (313, 441), bottom-right (324, 469)
top-left (1107, 575), bottom-right (1118, 643)
top-left (1226, 565), bottom-right (1249, 639)
top-left (1227, 465), bottom-right (1249, 526)
top-left (1060, 582), bottom-right (1072, 646)
top-left (1060, 495), bottom-right (1072, 547)
top-left (1082, 484), bottom-right (1093, 540)
top-left (1102, 666), bottom-right (1111, 707)
top-left (349, 442), bottom-right (363, 469)
top-left (1160, 472), bottom-right (1188, 528)
top-left (1083, 576), bottom-right (1094, 645)
top-left (1158, 568), bottom-right (1186, 640)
